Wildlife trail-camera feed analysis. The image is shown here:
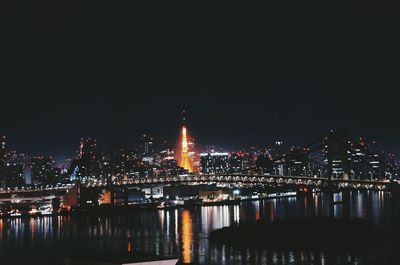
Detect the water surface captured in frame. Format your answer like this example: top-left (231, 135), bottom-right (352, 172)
top-left (0, 191), bottom-right (394, 264)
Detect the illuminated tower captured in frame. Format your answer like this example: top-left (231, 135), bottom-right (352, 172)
top-left (180, 126), bottom-right (193, 172)
top-left (179, 110), bottom-right (193, 172)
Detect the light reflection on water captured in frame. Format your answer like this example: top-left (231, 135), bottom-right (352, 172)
top-left (182, 210), bottom-right (192, 264)
top-left (0, 191), bottom-right (393, 264)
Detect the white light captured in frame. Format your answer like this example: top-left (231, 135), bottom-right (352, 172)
top-left (200, 152), bottom-right (229, 156)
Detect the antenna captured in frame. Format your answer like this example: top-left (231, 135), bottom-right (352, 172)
top-left (182, 109), bottom-right (187, 126)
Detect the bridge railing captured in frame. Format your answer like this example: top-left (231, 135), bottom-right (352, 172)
top-left (0, 173), bottom-right (393, 194)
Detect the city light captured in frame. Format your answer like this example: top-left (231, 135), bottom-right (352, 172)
top-left (179, 126), bottom-right (193, 172)
top-left (0, 7), bottom-right (397, 265)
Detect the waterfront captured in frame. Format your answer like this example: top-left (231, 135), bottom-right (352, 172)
top-left (0, 191), bottom-right (393, 264)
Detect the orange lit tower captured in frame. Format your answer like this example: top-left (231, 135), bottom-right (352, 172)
top-left (180, 126), bottom-right (193, 172)
top-left (179, 110), bottom-right (193, 172)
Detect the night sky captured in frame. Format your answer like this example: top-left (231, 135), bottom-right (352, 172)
top-left (1, 3), bottom-right (399, 160)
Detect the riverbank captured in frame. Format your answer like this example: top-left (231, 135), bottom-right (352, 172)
top-left (0, 192), bottom-right (299, 219)
top-left (0, 191), bottom-right (393, 265)
top-left (209, 217), bottom-right (386, 250)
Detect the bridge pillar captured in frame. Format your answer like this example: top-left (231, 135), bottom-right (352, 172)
top-left (305, 189), bottom-right (314, 215)
top-left (123, 187), bottom-right (129, 206)
top-left (341, 189), bottom-right (351, 219)
top-left (326, 187), bottom-right (335, 217)
top-left (326, 187), bottom-right (351, 218)
top-left (305, 189), bottom-right (313, 199)
top-left (63, 182), bottom-right (81, 209)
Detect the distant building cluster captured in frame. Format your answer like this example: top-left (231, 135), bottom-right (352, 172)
top-left (199, 138), bottom-right (398, 181)
top-left (0, 133), bottom-right (190, 188)
top-left (66, 135), bottom-right (189, 184)
top-left (0, 129), bottom-right (399, 189)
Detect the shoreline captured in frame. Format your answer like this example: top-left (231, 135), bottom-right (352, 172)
top-left (0, 192), bottom-right (299, 219)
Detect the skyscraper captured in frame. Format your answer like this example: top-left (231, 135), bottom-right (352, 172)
top-left (7, 163), bottom-right (25, 187)
top-left (4, 150), bottom-right (29, 187)
top-left (200, 152), bottom-right (229, 174)
top-left (31, 156), bottom-right (58, 185)
top-left (229, 153), bottom-right (243, 173)
top-left (0, 136), bottom-right (5, 159)
top-left (140, 133), bottom-right (154, 166)
top-left (0, 136), bottom-right (6, 186)
top-left (324, 131), bottom-right (351, 179)
top-left (140, 133), bottom-right (154, 157)
top-left (285, 147), bottom-right (310, 176)
top-left (69, 138), bottom-right (103, 180)
top-left (110, 144), bottom-right (128, 178)
top-left (0, 136), bottom-right (5, 167)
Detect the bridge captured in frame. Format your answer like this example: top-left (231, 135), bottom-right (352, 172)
top-left (85, 174), bottom-right (392, 190)
top-left (0, 130), bottom-right (397, 202)
top-left (0, 173), bottom-right (393, 201)
top-left (0, 184), bottom-right (72, 204)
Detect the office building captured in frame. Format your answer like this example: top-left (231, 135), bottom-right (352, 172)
top-left (200, 152), bottom-right (229, 174)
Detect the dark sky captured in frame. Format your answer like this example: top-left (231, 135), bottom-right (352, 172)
top-left (1, 3), bottom-right (399, 160)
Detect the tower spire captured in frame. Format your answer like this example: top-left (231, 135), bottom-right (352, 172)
top-left (182, 109), bottom-right (187, 126)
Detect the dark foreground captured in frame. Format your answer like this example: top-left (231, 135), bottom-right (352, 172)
top-left (209, 217), bottom-right (386, 250)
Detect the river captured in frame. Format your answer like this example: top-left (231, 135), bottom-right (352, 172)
top-left (0, 191), bottom-right (394, 264)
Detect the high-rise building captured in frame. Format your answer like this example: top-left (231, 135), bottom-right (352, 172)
top-left (256, 153), bottom-right (274, 175)
top-left (233, 149), bottom-right (256, 172)
top-left (31, 156), bottom-right (58, 185)
top-left (200, 152), bottom-right (229, 174)
top-left (69, 138), bottom-right (103, 181)
top-left (80, 137), bottom-right (102, 177)
top-left (368, 153), bottom-right (384, 179)
top-left (139, 133), bottom-right (154, 166)
top-left (4, 150), bottom-right (29, 187)
top-left (308, 153), bottom-right (325, 176)
top-left (270, 141), bottom-right (284, 175)
top-left (0, 136), bottom-right (6, 169)
top-left (285, 147), bottom-right (309, 176)
top-left (270, 141), bottom-right (284, 160)
top-left (0, 136), bottom-right (7, 186)
top-left (349, 138), bottom-right (385, 180)
top-left (157, 158), bottom-right (188, 177)
top-left (324, 131), bottom-right (351, 179)
top-left (228, 153), bottom-right (243, 173)
top-left (110, 144), bottom-right (128, 178)
top-left (158, 140), bottom-right (175, 161)
top-left (6, 163), bottom-right (25, 187)
top-left (79, 138), bottom-right (101, 160)
top-left (0, 136), bottom-right (5, 160)
top-left (350, 138), bottom-right (368, 179)
top-left (366, 140), bottom-right (385, 179)
top-left (187, 137), bottom-right (199, 172)
top-left (140, 134), bottom-right (154, 157)
top-left (386, 153), bottom-right (400, 179)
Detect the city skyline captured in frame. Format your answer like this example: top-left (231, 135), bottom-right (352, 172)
top-left (1, 7), bottom-right (400, 158)
top-left (1, 4), bottom-right (399, 265)
top-left (1, 125), bottom-right (395, 163)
